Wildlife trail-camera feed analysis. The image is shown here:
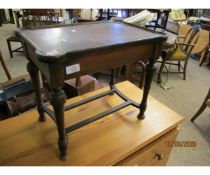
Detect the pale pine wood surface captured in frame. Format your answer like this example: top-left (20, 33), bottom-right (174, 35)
top-left (0, 81), bottom-right (184, 165)
top-left (116, 128), bottom-right (179, 166)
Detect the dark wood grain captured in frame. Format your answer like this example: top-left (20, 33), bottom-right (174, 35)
top-left (17, 21), bottom-right (166, 62)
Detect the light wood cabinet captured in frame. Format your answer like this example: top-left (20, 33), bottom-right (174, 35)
top-left (0, 81), bottom-right (184, 165)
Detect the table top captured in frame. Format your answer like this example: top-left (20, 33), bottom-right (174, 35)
top-left (0, 81), bottom-right (184, 165)
top-left (17, 21), bottom-right (166, 62)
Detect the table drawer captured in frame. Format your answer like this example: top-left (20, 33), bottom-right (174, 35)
top-left (116, 128), bottom-right (179, 166)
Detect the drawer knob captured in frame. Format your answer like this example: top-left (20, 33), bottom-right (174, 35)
top-left (156, 153), bottom-right (164, 160)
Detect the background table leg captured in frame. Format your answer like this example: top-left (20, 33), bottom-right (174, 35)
top-left (109, 68), bottom-right (116, 89)
top-left (50, 88), bottom-right (68, 160)
top-left (27, 62), bottom-right (46, 122)
top-left (157, 51), bottom-right (168, 84)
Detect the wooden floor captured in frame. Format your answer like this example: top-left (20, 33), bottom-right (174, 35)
top-left (0, 81), bottom-right (184, 165)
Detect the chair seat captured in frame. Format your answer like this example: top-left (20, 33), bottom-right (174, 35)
top-left (170, 47), bottom-right (187, 61)
top-left (7, 35), bottom-right (21, 42)
top-left (7, 34), bottom-right (24, 58)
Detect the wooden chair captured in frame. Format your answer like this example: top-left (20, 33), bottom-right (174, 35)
top-left (145, 9), bottom-right (170, 31)
top-left (6, 35), bottom-right (24, 58)
top-left (191, 88), bottom-right (210, 122)
top-left (98, 9), bottom-right (119, 20)
top-left (177, 24), bottom-right (192, 42)
top-left (6, 10), bottom-right (24, 58)
top-left (197, 24), bottom-right (210, 66)
top-left (194, 29), bottom-right (209, 66)
top-left (6, 9), bottom-right (60, 58)
top-left (21, 9), bottom-right (59, 27)
top-left (159, 25), bottom-right (200, 80)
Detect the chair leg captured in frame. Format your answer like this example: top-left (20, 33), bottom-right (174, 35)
top-left (191, 88), bottom-right (210, 122)
top-left (183, 59), bottom-right (189, 80)
top-left (178, 61), bottom-right (181, 72)
top-left (157, 51), bottom-right (168, 84)
top-left (7, 39), bottom-right (13, 58)
top-left (0, 51), bottom-right (12, 80)
top-left (199, 48), bottom-right (209, 66)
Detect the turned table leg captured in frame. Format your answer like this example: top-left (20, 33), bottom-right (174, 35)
top-left (50, 88), bottom-right (68, 160)
top-left (136, 61), bottom-right (146, 89)
top-left (138, 61), bottom-right (156, 119)
top-left (27, 62), bottom-right (46, 122)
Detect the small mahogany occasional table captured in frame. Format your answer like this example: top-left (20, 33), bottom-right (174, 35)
top-left (17, 21), bottom-right (167, 160)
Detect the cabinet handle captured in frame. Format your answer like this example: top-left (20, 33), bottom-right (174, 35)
top-left (156, 153), bottom-right (164, 160)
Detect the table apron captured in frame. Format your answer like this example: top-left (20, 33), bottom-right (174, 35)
top-left (63, 43), bottom-right (155, 80)
top-left (25, 42), bottom-right (159, 88)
